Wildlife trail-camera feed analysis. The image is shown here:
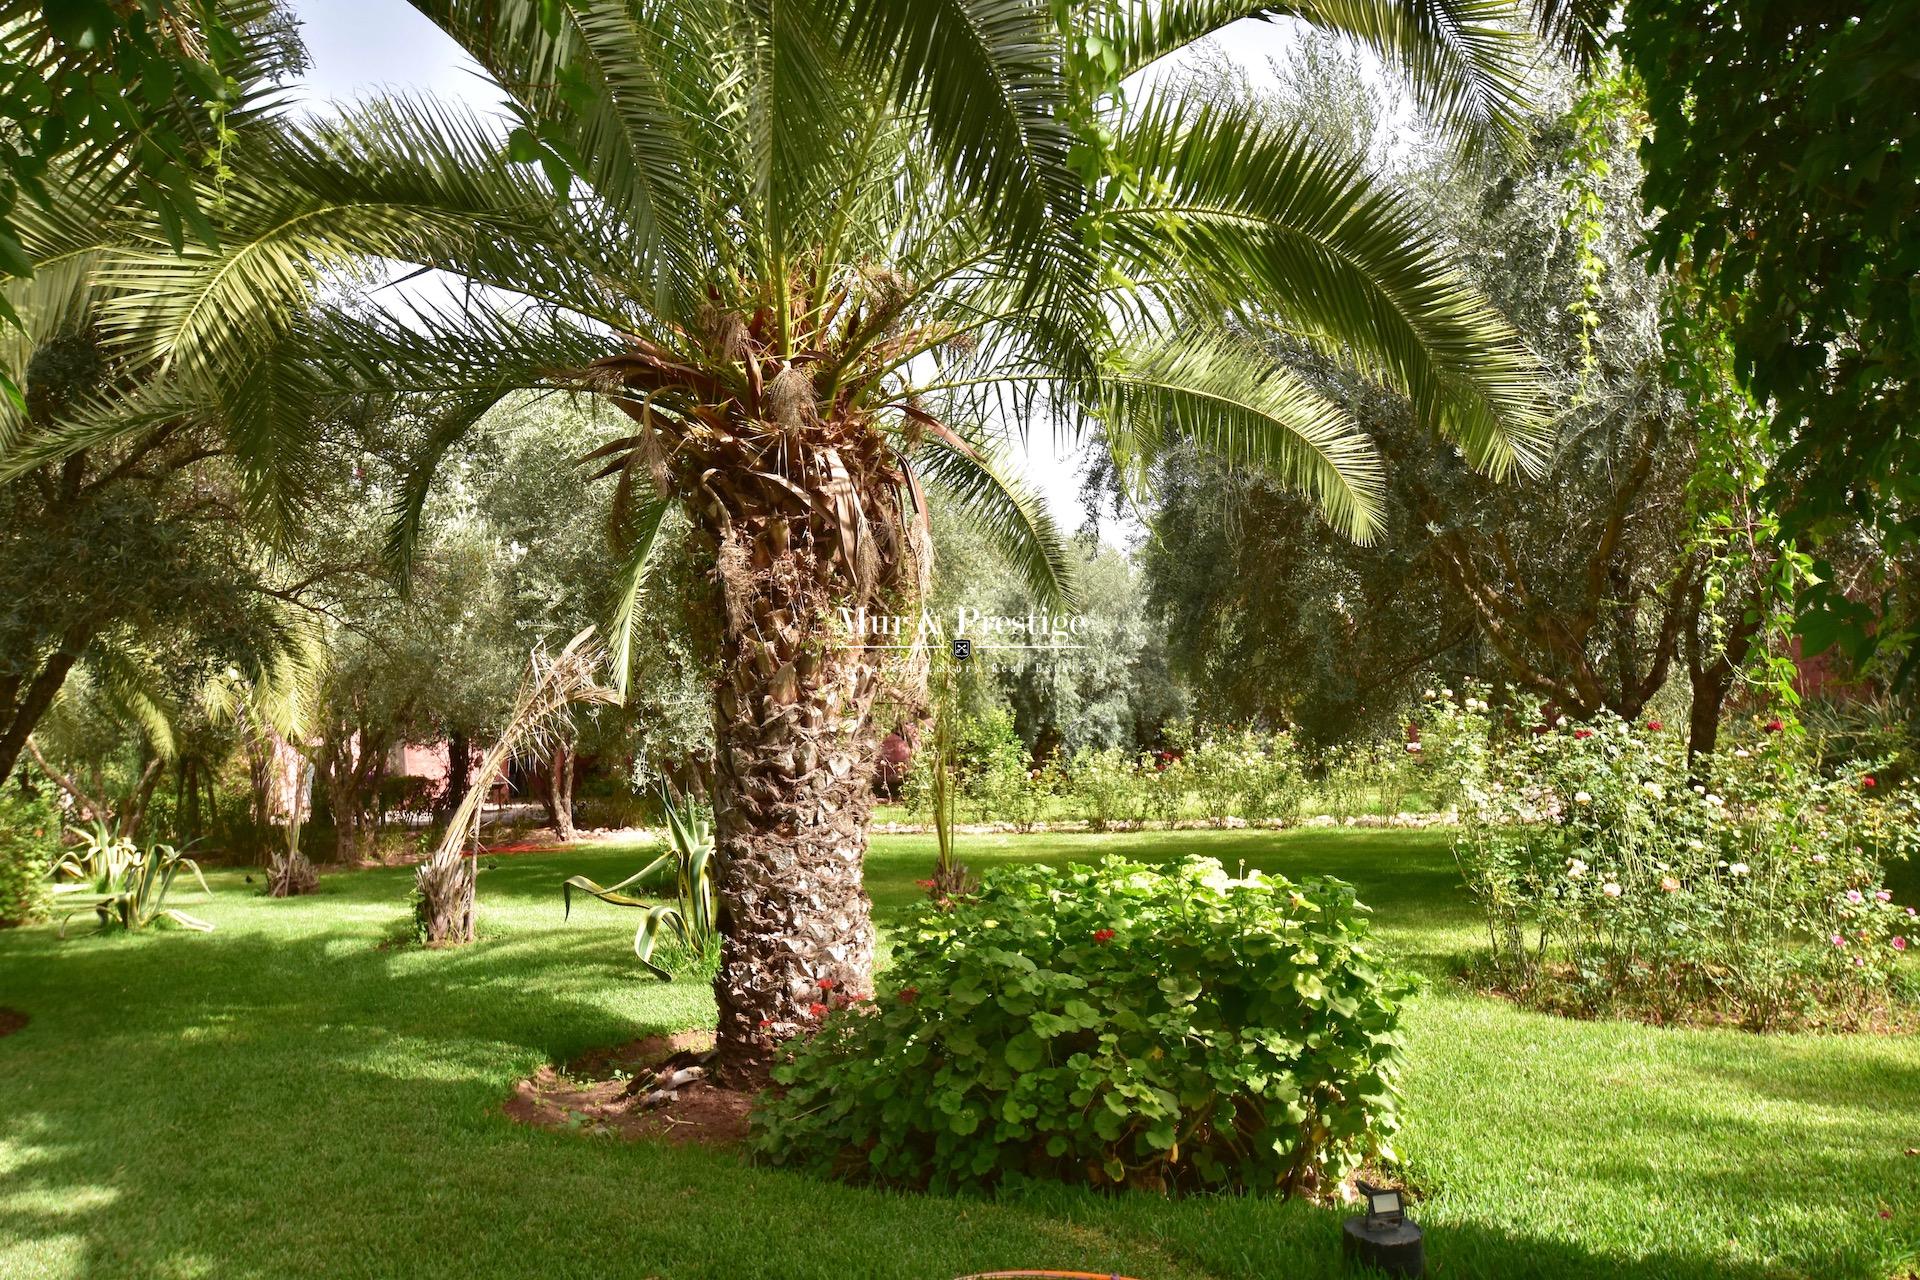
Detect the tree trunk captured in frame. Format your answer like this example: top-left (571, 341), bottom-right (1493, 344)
top-left (0, 625), bottom-right (92, 785)
top-left (414, 853), bottom-right (475, 944)
top-left (443, 729), bottom-right (470, 816)
top-left (704, 507), bottom-right (906, 1088)
top-left (118, 755), bottom-right (165, 843)
top-left (544, 744), bottom-right (577, 841)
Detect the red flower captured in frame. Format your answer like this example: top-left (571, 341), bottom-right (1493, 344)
top-left (807, 1002), bottom-right (828, 1018)
top-left (1765, 718), bottom-right (1784, 733)
top-left (897, 986), bottom-right (920, 1004)
top-left (1646, 720), bottom-right (1663, 731)
top-left (914, 878), bottom-right (936, 890)
top-left (1863, 775), bottom-right (1877, 789)
top-left (1093, 928), bottom-right (1116, 944)
top-left (1573, 728), bottom-right (1594, 740)
top-left (817, 977), bottom-right (836, 991)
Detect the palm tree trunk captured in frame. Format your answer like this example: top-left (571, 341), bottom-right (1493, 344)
top-left (544, 744), bottom-right (577, 841)
top-left (702, 488), bottom-right (916, 1087)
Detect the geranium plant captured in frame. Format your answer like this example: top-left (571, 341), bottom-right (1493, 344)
top-left (755, 856), bottom-right (1411, 1196)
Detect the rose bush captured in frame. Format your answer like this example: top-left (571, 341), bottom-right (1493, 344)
top-left (1433, 689), bottom-right (1917, 1029)
top-left (755, 856), bottom-right (1412, 1195)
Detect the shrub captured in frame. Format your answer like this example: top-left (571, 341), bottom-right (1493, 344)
top-left (1441, 692), bottom-right (1918, 1029)
top-left (1064, 746), bottom-right (1146, 830)
top-left (1182, 730), bottom-right (1304, 826)
top-left (955, 708), bottom-right (1046, 828)
top-left (756, 856), bottom-right (1412, 1196)
top-left (0, 785), bottom-right (58, 927)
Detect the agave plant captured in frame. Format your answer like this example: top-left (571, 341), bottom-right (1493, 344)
top-left (50, 820), bottom-right (141, 892)
top-left (562, 788), bottom-right (717, 980)
top-left (60, 840), bottom-right (214, 936)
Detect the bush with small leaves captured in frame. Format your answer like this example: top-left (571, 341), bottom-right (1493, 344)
top-left (755, 856), bottom-right (1411, 1196)
top-left (1065, 745), bottom-right (1147, 830)
top-left (1438, 688), bottom-right (1917, 1029)
top-left (0, 786), bottom-right (57, 927)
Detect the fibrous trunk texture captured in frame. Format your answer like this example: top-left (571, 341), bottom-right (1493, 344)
top-left (267, 849), bottom-right (318, 897)
top-left (544, 744), bottom-right (577, 842)
top-left (697, 450), bottom-right (921, 1087)
top-left (414, 854), bottom-right (475, 945)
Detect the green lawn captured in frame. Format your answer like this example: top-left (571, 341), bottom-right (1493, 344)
top-left (1, 829), bottom-right (1915, 1279)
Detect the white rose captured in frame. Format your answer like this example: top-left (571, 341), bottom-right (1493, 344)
top-left (1574, 790), bottom-right (1592, 805)
top-left (1567, 859), bottom-right (1589, 878)
top-left (1602, 882), bottom-right (1622, 898)
top-left (1729, 863), bottom-right (1750, 876)
top-left (1642, 782), bottom-right (1665, 800)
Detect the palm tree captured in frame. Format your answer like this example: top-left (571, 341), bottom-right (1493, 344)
top-left (21, 0), bottom-right (1554, 1083)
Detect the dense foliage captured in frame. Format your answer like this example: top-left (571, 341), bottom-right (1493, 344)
top-left (756, 856), bottom-right (1411, 1196)
top-left (1617, 1), bottom-right (1920, 673)
top-left (899, 716), bottom-right (1425, 830)
top-left (1136, 53), bottom-right (1770, 754)
top-left (0, 780), bottom-right (56, 926)
top-left (1434, 691), bottom-right (1920, 1029)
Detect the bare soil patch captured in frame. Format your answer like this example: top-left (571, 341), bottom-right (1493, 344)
top-left (504, 1030), bottom-right (754, 1147)
top-left (0, 1007), bottom-right (28, 1036)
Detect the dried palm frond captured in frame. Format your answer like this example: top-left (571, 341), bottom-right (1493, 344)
top-left (414, 627), bottom-right (621, 943)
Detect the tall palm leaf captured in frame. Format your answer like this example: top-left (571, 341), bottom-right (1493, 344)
top-left (17, 0), bottom-right (1556, 1082)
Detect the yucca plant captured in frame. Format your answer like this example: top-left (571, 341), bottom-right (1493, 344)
top-left (59, 840), bottom-right (213, 936)
top-left (561, 787), bottom-right (718, 980)
top-left (12, 0), bottom-right (1563, 1080)
top-left (415, 626), bottom-right (620, 944)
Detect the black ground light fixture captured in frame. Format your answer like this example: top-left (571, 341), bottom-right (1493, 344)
top-left (1342, 1181), bottom-right (1425, 1277)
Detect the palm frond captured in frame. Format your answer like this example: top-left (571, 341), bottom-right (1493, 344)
top-left (96, 94), bottom-right (575, 389)
top-left (606, 497), bottom-right (674, 696)
top-left (410, 0), bottom-right (711, 313)
top-left (1104, 0), bottom-right (1534, 156)
top-left (907, 425), bottom-right (1076, 609)
top-left (827, 0), bottom-right (1083, 248)
top-left (1099, 332), bottom-right (1385, 542)
top-left (1106, 88), bottom-right (1550, 477)
top-left (425, 627), bottom-right (622, 869)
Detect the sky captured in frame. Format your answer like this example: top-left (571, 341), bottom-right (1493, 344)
top-left (283, 0), bottom-right (1308, 536)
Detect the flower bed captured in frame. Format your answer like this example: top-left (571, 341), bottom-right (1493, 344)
top-left (1431, 692), bottom-right (1918, 1029)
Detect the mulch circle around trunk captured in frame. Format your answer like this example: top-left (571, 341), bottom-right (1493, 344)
top-left (504, 1030), bottom-right (754, 1147)
top-left (0, 1007), bottom-right (29, 1037)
